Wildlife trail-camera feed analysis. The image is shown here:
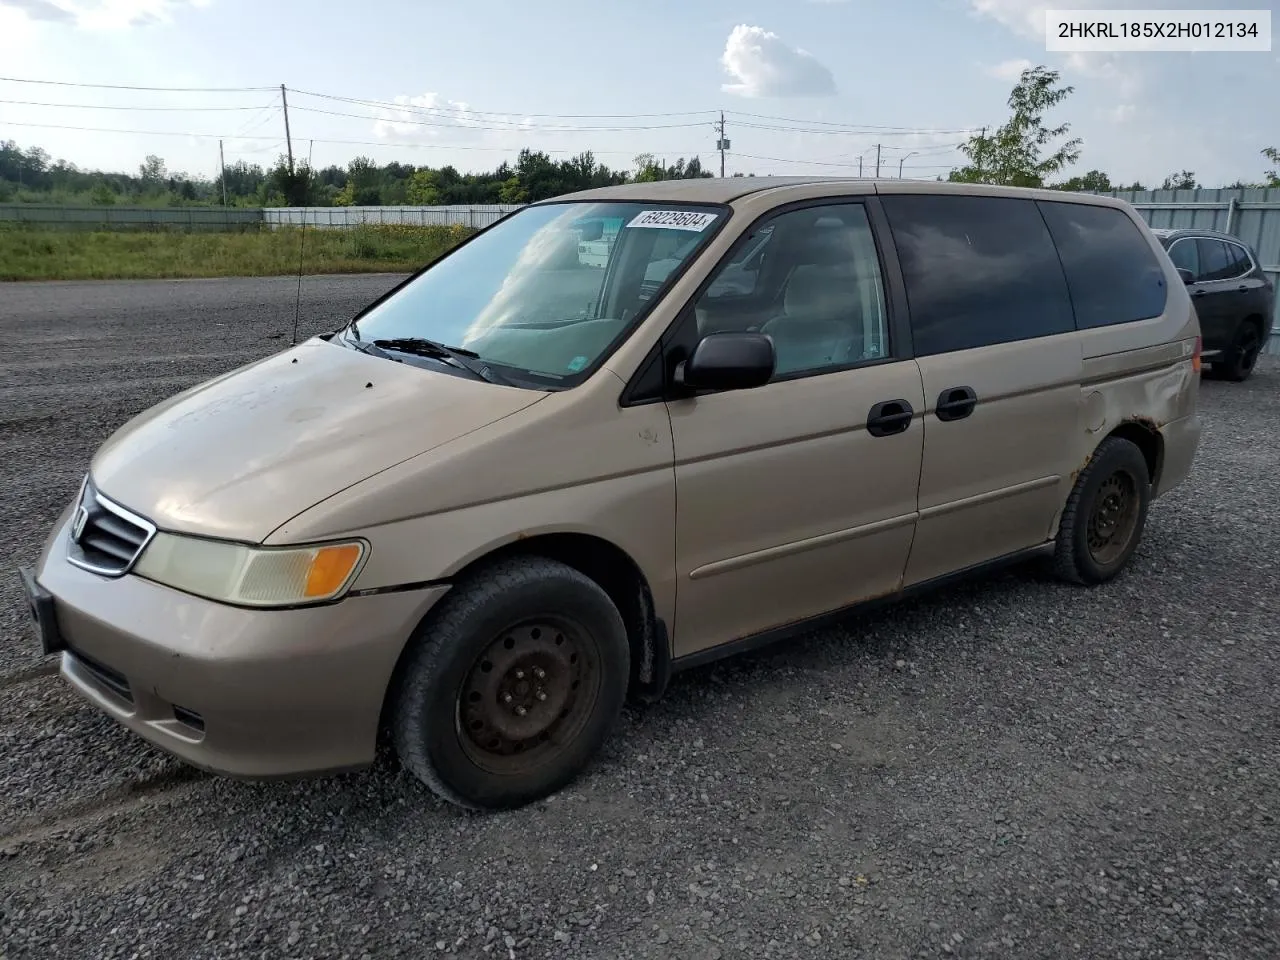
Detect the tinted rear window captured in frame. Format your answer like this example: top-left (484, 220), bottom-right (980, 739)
top-left (1037, 201), bottom-right (1168, 329)
top-left (881, 195), bottom-right (1075, 356)
top-left (1225, 241), bottom-right (1253, 276)
top-left (1196, 238), bottom-right (1232, 281)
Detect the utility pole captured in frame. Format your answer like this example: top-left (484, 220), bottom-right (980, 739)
top-left (218, 139), bottom-right (228, 208)
top-left (714, 111), bottom-right (730, 177)
top-left (280, 83), bottom-right (295, 174)
top-left (857, 154), bottom-right (863, 177)
top-left (874, 144), bottom-right (881, 178)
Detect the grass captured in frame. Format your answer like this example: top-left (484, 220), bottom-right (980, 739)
top-left (0, 223), bottom-right (476, 281)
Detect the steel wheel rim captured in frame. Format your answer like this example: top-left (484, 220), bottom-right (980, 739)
top-left (455, 617), bottom-right (601, 776)
top-left (1238, 328), bottom-right (1261, 373)
top-left (1086, 470), bottom-right (1139, 566)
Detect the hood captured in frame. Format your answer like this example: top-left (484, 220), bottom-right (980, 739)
top-left (90, 337), bottom-right (545, 542)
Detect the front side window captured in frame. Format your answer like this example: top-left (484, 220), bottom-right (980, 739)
top-left (1167, 237), bottom-right (1199, 278)
top-left (1037, 201), bottom-right (1168, 329)
top-left (882, 195), bottom-right (1074, 356)
top-left (690, 203), bottom-right (890, 378)
top-left (346, 201), bottom-right (726, 387)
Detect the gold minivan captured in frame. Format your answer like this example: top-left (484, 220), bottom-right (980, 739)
top-left (19, 178), bottom-right (1202, 810)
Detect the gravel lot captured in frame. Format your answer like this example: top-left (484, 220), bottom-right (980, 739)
top-left (2, 276), bottom-right (1278, 960)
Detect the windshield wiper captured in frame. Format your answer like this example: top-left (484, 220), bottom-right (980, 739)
top-left (371, 337), bottom-right (507, 385)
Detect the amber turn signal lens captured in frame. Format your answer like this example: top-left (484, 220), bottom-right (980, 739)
top-left (305, 544), bottom-right (364, 598)
top-left (1192, 335), bottom-right (1202, 373)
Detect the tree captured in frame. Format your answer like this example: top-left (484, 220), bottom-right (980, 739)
top-left (138, 154), bottom-right (166, 186)
top-left (1051, 169), bottom-right (1112, 192)
top-left (269, 155), bottom-right (315, 206)
top-left (1160, 170), bottom-right (1198, 190)
top-left (406, 168), bottom-right (442, 205)
top-left (1263, 147), bottom-right (1280, 188)
top-left (948, 65), bottom-right (1081, 187)
top-left (89, 181), bottom-right (116, 205)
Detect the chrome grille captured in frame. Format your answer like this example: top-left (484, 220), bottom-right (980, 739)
top-left (66, 479), bottom-right (156, 577)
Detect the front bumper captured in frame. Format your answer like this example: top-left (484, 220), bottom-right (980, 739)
top-left (22, 514), bottom-right (449, 779)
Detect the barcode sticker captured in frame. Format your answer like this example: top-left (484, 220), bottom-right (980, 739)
top-left (627, 210), bottom-right (719, 232)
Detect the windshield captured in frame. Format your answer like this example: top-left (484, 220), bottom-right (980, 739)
top-left (345, 201), bottom-right (727, 386)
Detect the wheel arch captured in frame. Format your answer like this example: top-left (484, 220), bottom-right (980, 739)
top-left (1102, 419), bottom-right (1163, 488)
top-left (377, 532), bottom-right (669, 751)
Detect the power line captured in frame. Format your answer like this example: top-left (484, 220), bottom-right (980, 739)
top-left (300, 136), bottom-right (649, 157)
top-left (0, 76), bottom-right (274, 92)
top-left (726, 110), bottom-right (979, 133)
top-left (0, 98), bottom-right (274, 112)
top-left (288, 102), bottom-right (713, 133)
top-left (287, 87), bottom-right (719, 121)
top-left (0, 119), bottom-right (285, 140)
top-left (733, 120), bottom-right (979, 138)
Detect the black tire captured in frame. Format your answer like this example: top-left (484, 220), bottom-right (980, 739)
top-left (1216, 319), bottom-right (1264, 383)
top-left (390, 555), bottom-right (630, 810)
top-left (1053, 436), bottom-right (1151, 586)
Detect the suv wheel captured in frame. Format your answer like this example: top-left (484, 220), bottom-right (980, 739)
top-left (1215, 320), bottom-right (1263, 383)
top-left (1053, 436), bottom-right (1151, 585)
top-left (390, 556), bottom-right (630, 810)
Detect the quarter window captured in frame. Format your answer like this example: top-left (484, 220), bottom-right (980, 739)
top-left (881, 195), bottom-right (1074, 356)
top-left (1037, 201), bottom-right (1168, 329)
top-left (1225, 241), bottom-right (1253, 277)
top-left (691, 203), bottom-right (890, 378)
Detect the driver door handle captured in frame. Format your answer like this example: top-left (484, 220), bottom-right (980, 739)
top-left (866, 399), bottom-right (914, 438)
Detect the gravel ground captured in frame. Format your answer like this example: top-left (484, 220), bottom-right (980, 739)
top-left (2, 276), bottom-right (1278, 960)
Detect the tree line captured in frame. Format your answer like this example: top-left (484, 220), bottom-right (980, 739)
top-left (0, 143), bottom-right (713, 208)
top-left (3, 70), bottom-right (1277, 210)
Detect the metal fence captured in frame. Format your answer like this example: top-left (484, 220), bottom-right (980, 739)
top-left (262, 205), bottom-right (521, 229)
top-left (1096, 187), bottom-right (1280, 356)
top-left (0, 204), bottom-right (263, 231)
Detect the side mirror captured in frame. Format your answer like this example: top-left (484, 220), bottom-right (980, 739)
top-left (674, 332), bottom-right (775, 392)
top-left (1176, 267), bottom-right (1195, 285)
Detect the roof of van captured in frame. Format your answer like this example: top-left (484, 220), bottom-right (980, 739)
top-left (548, 176), bottom-right (1129, 207)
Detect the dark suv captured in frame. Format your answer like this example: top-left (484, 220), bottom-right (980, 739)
top-left (1152, 228), bottom-right (1275, 381)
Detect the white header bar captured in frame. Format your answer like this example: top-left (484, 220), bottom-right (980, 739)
top-left (1045, 9), bottom-right (1271, 51)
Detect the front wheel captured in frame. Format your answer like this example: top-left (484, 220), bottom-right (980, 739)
top-left (390, 556), bottom-right (630, 810)
top-left (1053, 436), bottom-right (1151, 585)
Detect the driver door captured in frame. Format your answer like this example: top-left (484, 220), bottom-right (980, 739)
top-left (663, 200), bottom-right (925, 659)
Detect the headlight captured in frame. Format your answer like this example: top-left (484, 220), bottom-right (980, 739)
top-left (132, 532), bottom-right (367, 608)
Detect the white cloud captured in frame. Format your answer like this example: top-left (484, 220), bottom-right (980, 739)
top-left (720, 24), bottom-right (837, 98)
top-left (1106, 103), bottom-right (1135, 123)
top-left (0, 0), bottom-right (208, 29)
top-left (984, 57), bottom-right (1033, 81)
top-left (372, 92), bottom-right (532, 144)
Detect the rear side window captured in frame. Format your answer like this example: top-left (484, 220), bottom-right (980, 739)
top-left (1196, 238), bottom-right (1232, 281)
top-left (1038, 201), bottom-right (1168, 328)
top-left (882, 195), bottom-right (1074, 356)
top-left (1225, 241), bottom-right (1253, 276)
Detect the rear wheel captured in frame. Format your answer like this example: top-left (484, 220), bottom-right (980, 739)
top-left (1053, 436), bottom-right (1151, 585)
top-left (1215, 320), bottom-right (1263, 383)
top-left (390, 556), bottom-right (629, 810)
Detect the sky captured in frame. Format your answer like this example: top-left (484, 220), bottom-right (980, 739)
top-left (0, 0), bottom-right (1277, 187)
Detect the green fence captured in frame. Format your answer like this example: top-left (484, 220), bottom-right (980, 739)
top-left (0, 204), bottom-right (264, 232)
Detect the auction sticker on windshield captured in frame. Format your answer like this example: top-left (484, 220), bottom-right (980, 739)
top-left (627, 210), bottom-right (719, 231)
